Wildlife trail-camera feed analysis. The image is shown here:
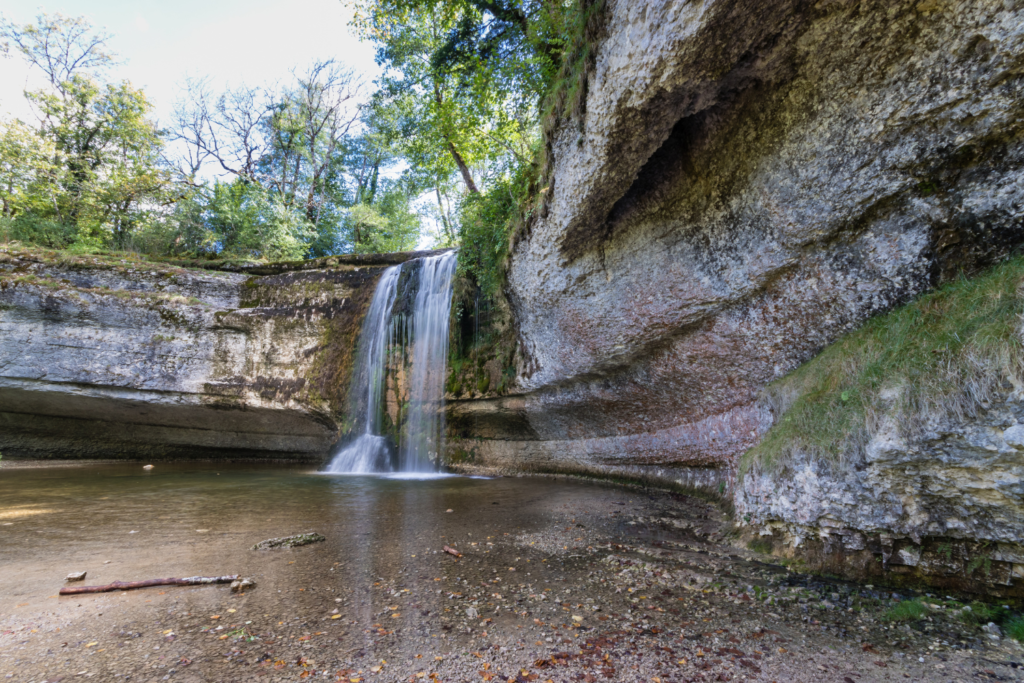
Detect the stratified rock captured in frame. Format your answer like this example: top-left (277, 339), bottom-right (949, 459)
top-left (251, 533), bottom-right (326, 550)
top-left (452, 1), bottom-right (1024, 495)
top-left (0, 249), bottom-right (440, 461)
top-left (455, 0), bottom-right (1024, 476)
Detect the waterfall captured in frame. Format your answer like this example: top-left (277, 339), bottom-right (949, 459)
top-left (323, 264), bottom-right (402, 473)
top-left (324, 251), bottom-right (457, 474)
top-left (398, 252), bottom-right (457, 472)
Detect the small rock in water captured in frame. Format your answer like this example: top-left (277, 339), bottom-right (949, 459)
top-left (65, 571), bottom-right (87, 582)
top-left (251, 532), bottom-right (326, 550)
top-left (230, 578), bottom-right (256, 592)
top-left (446, 509), bottom-right (453, 513)
top-left (143, 464), bottom-right (154, 470)
top-left (466, 607), bottom-right (479, 619)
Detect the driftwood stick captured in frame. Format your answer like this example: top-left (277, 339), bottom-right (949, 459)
top-left (59, 575), bottom-right (238, 596)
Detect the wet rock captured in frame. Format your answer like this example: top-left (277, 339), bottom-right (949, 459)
top-left (230, 578), bottom-right (256, 592)
top-left (251, 532), bottom-right (325, 550)
top-left (982, 622), bottom-right (1002, 638)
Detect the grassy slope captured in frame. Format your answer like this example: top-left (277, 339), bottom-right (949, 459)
top-left (742, 257), bottom-right (1024, 475)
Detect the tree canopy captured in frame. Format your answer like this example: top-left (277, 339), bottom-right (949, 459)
top-left (0, 2), bottom-right (599, 271)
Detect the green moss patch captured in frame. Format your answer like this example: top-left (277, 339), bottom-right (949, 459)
top-left (743, 257), bottom-right (1024, 474)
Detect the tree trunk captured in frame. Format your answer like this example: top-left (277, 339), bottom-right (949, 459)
top-left (447, 142), bottom-right (479, 194)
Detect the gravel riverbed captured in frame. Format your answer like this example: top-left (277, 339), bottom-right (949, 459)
top-left (0, 465), bottom-right (1021, 682)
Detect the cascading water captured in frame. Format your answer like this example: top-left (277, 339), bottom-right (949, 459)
top-left (398, 252), bottom-right (457, 472)
top-left (324, 251), bottom-right (457, 474)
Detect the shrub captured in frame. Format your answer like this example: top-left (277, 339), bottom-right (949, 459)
top-left (1005, 616), bottom-right (1024, 642)
top-left (883, 599), bottom-right (929, 622)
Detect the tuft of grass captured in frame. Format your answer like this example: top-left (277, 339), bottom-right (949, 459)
top-left (883, 598), bottom-right (929, 622)
top-left (743, 257), bottom-right (1024, 474)
top-left (959, 601), bottom-right (1009, 625)
top-left (1005, 616), bottom-right (1024, 642)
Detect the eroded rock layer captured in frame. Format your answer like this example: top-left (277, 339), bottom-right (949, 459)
top-left (0, 249), bottom-right (435, 460)
top-left (452, 0), bottom-right (1024, 480)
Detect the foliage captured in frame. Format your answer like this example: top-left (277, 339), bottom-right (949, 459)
top-left (1006, 616), bottom-right (1024, 642)
top-left (0, 118), bottom-right (58, 218)
top-left (959, 601), bottom-right (1010, 626)
top-left (340, 199), bottom-right (419, 254)
top-left (882, 598), bottom-right (929, 623)
top-left (0, 11), bottom-right (428, 260)
top-left (173, 180), bottom-right (315, 261)
top-left (1, 13), bottom-right (169, 249)
top-left (0, 12), bottom-right (116, 88)
top-left (349, 0), bottom-right (608, 320)
top-left (742, 257), bottom-right (1024, 474)
top-left (30, 75), bottom-right (170, 244)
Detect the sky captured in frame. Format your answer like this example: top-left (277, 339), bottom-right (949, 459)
top-left (0, 0), bottom-right (381, 127)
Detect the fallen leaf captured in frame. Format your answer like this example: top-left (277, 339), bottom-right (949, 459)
top-left (331, 614), bottom-right (342, 619)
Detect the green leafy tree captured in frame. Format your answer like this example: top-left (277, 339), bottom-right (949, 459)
top-left (1, 13), bottom-right (169, 248)
top-left (0, 118), bottom-right (57, 218)
top-left (202, 179), bottom-right (315, 261)
top-left (341, 198), bottom-right (419, 254)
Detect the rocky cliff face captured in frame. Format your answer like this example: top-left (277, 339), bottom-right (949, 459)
top-left (452, 0), bottom-right (1024, 469)
top-left (447, 0), bottom-right (1024, 588)
top-left (0, 248), bottom-right (433, 460)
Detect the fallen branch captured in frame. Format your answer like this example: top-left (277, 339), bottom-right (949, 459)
top-left (443, 545), bottom-right (462, 558)
top-left (59, 575), bottom-right (238, 596)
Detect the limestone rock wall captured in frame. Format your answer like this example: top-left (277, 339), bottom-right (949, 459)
top-left (451, 0), bottom-right (1024, 491)
top-left (0, 249), bottom-right (431, 460)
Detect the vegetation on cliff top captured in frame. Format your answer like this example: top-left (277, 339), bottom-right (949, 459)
top-left (743, 257), bottom-right (1024, 475)
top-left (0, 12), bottom-right (421, 262)
top-left (2, 2), bottom-right (604, 295)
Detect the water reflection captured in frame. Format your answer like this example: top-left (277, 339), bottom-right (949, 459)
top-left (0, 463), bottom-right (567, 628)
